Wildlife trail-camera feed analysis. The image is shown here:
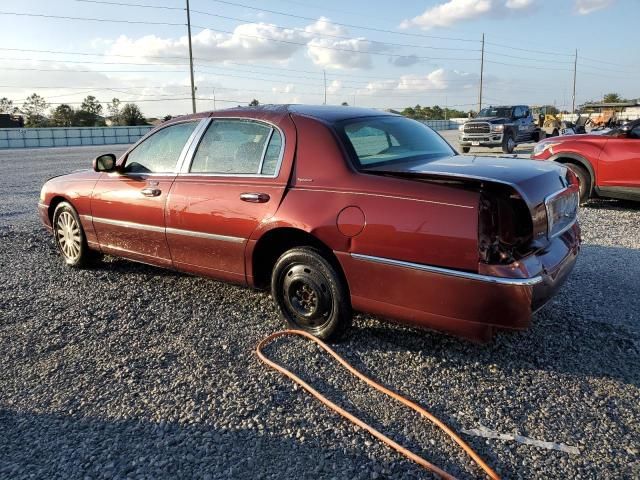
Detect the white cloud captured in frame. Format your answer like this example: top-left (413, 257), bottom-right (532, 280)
top-left (326, 80), bottom-right (342, 94)
top-left (271, 83), bottom-right (296, 94)
top-left (105, 17), bottom-right (387, 71)
top-left (107, 23), bottom-right (306, 64)
top-left (574, 0), bottom-right (614, 15)
top-left (400, 0), bottom-right (535, 29)
top-left (357, 69), bottom-right (477, 95)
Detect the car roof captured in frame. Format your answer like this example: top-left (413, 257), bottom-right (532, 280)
top-left (175, 104), bottom-right (397, 124)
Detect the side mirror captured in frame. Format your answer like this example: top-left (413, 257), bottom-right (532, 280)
top-left (93, 153), bottom-right (117, 172)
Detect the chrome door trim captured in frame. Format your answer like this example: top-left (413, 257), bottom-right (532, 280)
top-left (87, 215), bottom-right (246, 243)
top-left (175, 118), bottom-right (212, 173)
top-left (350, 253), bottom-right (543, 286)
top-left (89, 216), bottom-right (165, 233)
top-left (165, 227), bottom-right (245, 243)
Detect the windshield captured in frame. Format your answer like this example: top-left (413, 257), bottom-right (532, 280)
top-left (337, 116), bottom-right (455, 169)
top-left (478, 107), bottom-right (512, 118)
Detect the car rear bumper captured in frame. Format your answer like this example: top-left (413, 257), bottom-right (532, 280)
top-left (336, 224), bottom-right (580, 342)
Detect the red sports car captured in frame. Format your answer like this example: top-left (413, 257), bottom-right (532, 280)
top-left (39, 105), bottom-right (580, 342)
top-left (531, 119), bottom-right (640, 203)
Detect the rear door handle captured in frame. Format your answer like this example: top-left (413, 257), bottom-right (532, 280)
top-left (141, 187), bottom-right (161, 197)
top-left (240, 192), bottom-right (270, 203)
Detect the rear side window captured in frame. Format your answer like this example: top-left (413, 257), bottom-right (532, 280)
top-left (190, 119), bottom-right (281, 175)
top-left (125, 122), bottom-right (197, 174)
top-left (339, 116), bottom-right (454, 168)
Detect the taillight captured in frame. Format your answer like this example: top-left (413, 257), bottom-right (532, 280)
top-left (478, 187), bottom-right (534, 265)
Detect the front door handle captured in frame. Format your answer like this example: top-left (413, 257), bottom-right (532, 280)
top-left (240, 192), bottom-right (270, 203)
top-left (141, 187), bottom-right (161, 197)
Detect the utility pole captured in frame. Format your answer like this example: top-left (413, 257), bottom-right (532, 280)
top-left (323, 70), bottom-right (327, 105)
top-left (186, 0), bottom-right (196, 114)
top-left (212, 87), bottom-right (217, 111)
top-left (572, 49), bottom-right (578, 114)
top-left (478, 33), bottom-right (485, 113)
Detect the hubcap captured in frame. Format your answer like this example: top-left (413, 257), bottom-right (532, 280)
top-left (281, 264), bottom-right (332, 331)
top-left (508, 137), bottom-right (515, 151)
top-left (55, 211), bottom-right (81, 261)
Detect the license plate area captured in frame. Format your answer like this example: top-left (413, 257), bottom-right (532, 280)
top-left (471, 141), bottom-right (480, 146)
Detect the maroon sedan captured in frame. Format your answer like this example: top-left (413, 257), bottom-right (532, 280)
top-left (531, 119), bottom-right (640, 203)
top-left (39, 105), bottom-right (580, 342)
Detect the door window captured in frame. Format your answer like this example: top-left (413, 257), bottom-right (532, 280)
top-left (125, 121), bottom-right (198, 174)
top-left (630, 125), bottom-right (640, 139)
top-left (190, 119), bottom-right (281, 175)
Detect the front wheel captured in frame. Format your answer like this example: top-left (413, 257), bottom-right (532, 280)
top-left (271, 247), bottom-right (351, 341)
top-left (566, 164), bottom-right (591, 204)
top-left (502, 132), bottom-right (516, 154)
top-left (53, 202), bottom-right (100, 267)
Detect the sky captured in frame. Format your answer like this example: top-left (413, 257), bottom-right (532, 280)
top-left (1, 0), bottom-right (638, 118)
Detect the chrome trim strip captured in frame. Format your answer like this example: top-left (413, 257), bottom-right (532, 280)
top-left (175, 118), bottom-right (212, 173)
top-left (88, 215), bottom-right (245, 243)
top-left (257, 127), bottom-right (274, 174)
top-left (165, 227), bottom-right (245, 243)
top-left (90, 216), bottom-right (165, 233)
top-left (350, 253), bottom-right (543, 286)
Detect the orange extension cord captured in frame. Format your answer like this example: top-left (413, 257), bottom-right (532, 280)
top-left (256, 330), bottom-right (501, 480)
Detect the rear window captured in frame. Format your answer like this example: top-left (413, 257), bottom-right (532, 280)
top-left (338, 116), bottom-right (454, 169)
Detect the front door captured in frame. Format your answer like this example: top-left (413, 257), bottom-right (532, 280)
top-left (598, 123), bottom-right (640, 198)
top-left (91, 120), bottom-right (201, 266)
top-left (166, 117), bottom-right (290, 283)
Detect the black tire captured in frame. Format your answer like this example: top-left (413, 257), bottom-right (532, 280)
top-left (271, 247), bottom-right (351, 341)
top-left (52, 202), bottom-right (100, 268)
top-left (565, 163), bottom-right (591, 204)
top-left (502, 131), bottom-right (516, 154)
top-left (461, 146), bottom-right (471, 153)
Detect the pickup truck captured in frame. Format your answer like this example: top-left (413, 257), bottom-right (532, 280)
top-left (459, 105), bottom-right (542, 154)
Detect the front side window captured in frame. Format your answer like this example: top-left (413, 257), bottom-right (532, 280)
top-left (190, 119), bottom-right (281, 175)
top-left (338, 116), bottom-right (454, 169)
top-left (125, 121), bottom-right (198, 174)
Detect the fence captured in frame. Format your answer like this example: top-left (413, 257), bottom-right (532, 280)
top-left (420, 119), bottom-right (461, 131)
top-left (0, 126), bottom-right (154, 149)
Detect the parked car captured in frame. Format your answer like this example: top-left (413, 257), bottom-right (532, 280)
top-left (458, 105), bottom-right (542, 154)
top-left (39, 105), bottom-right (580, 342)
top-left (531, 118), bottom-right (640, 203)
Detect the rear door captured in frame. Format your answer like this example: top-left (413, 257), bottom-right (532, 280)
top-left (598, 123), bottom-right (640, 197)
top-left (91, 120), bottom-right (203, 266)
top-left (165, 117), bottom-right (289, 283)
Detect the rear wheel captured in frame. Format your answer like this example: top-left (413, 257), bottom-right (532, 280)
top-left (461, 146), bottom-right (471, 153)
top-left (502, 132), bottom-right (516, 154)
top-left (52, 202), bottom-right (100, 267)
top-left (565, 163), bottom-right (591, 204)
top-left (271, 247), bottom-right (351, 341)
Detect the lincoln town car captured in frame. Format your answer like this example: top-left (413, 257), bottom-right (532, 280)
top-left (38, 105), bottom-right (581, 342)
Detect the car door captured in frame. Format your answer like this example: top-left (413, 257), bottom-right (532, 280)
top-left (91, 120), bottom-right (203, 266)
top-left (597, 123), bottom-right (640, 197)
top-left (165, 117), bottom-right (289, 284)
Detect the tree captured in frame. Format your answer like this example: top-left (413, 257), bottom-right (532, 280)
top-left (248, 99), bottom-right (260, 106)
top-left (51, 104), bottom-right (76, 127)
top-left (75, 96), bottom-right (104, 126)
top-left (162, 114), bottom-right (173, 122)
top-left (107, 98), bottom-right (121, 125)
top-left (341, 101), bottom-right (349, 106)
top-left (120, 103), bottom-right (146, 126)
top-left (22, 93), bottom-right (49, 127)
top-left (603, 93), bottom-right (624, 103)
top-left (0, 97), bottom-right (18, 114)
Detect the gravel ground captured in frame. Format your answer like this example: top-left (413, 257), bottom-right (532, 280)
top-left (0, 145), bottom-right (638, 480)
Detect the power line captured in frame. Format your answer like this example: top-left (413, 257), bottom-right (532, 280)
top-left (484, 41), bottom-right (573, 57)
top-left (204, 0), bottom-right (479, 43)
top-left (74, 0), bottom-right (183, 10)
top-left (189, 26), bottom-right (478, 62)
top-left (0, 10), bottom-right (185, 26)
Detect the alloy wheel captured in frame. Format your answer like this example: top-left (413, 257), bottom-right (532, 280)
top-left (55, 211), bottom-right (82, 261)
